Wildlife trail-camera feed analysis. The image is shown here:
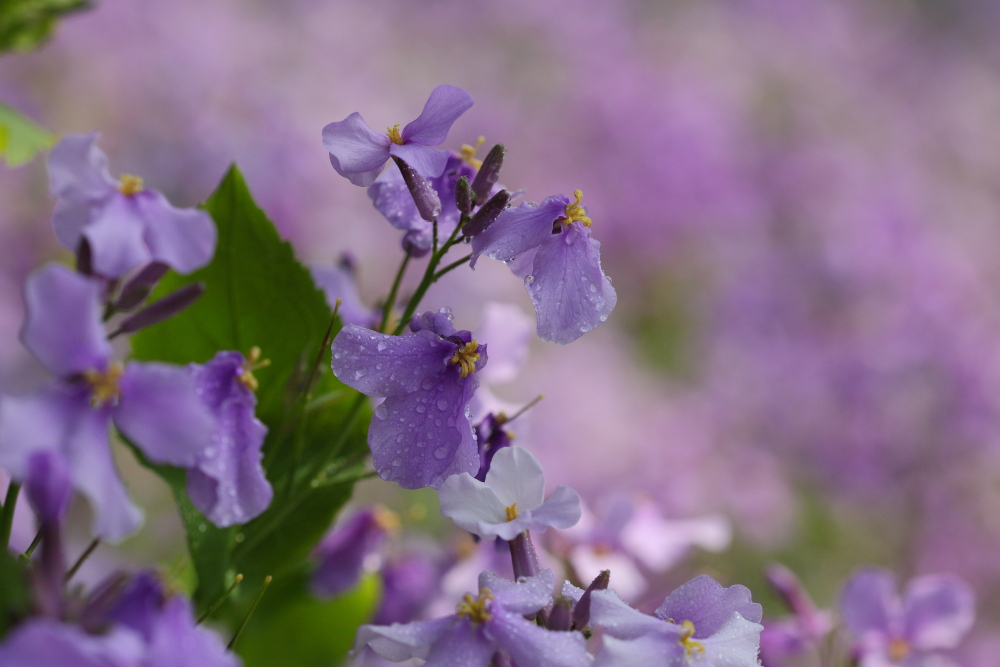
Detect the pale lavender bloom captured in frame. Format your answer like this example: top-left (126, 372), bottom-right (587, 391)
top-left (330, 310), bottom-right (487, 489)
top-left (312, 507), bottom-right (393, 598)
top-left (374, 555), bottom-right (442, 625)
top-left (354, 569), bottom-right (590, 667)
top-left (322, 85), bottom-right (473, 186)
top-left (0, 264), bottom-right (216, 540)
top-left (48, 133), bottom-right (216, 279)
top-left (310, 254), bottom-right (379, 328)
top-left (186, 351), bottom-right (273, 527)
top-left (470, 192), bottom-right (616, 345)
top-left (759, 564), bottom-right (832, 667)
top-left (438, 446), bottom-right (582, 541)
top-left (840, 568), bottom-right (974, 666)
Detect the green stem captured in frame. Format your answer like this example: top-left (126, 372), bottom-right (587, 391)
top-left (65, 537), bottom-right (100, 582)
top-left (433, 254), bottom-right (473, 281)
top-left (228, 575), bottom-right (271, 650)
top-left (380, 252), bottom-right (411, 333)
top-left (197, 573), bottom-right (243, 624)
top-left (0, 482), bottom-right (20, 550)
top-left (22, 528), bottom-right (42, 558)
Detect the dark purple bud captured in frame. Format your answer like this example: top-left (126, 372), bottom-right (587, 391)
top-left (471, 143), bottom-right (505, 205)
top-left (491, 651), bottom-right (513, 667)
top-left (75, 237), bottom-right (93, 276)
top-left (463, 189), bottom-right (510, 238)
top-left (116, 282), bottom-right (204, 334)
top-left (474, 413), bottom-right (513, 482)
top-left (572, 569), bottom-right (610, 630)
top-left (337, 251), bottom-right (358, 275)
top-left (546, 596), bottom-right (573, 631)
top-left (25, 451), bottom-right (72, 525)
top-left (115, 262), bottom-right (170, 311)
top-left (509, 531), bottom-right (540, 581)
top-left (392, 156), bottom-right (441, 222)
top-left (765, 563), bottom-right (814, 617)
top-left (455, 175), bottom-right (473, 215)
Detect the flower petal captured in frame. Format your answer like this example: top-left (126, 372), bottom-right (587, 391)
top-left (421, 619), bottom-right (495, 667)
top-left (621, 510), bottom-right (731, 572)
top-left (115, 362), bottom-right (215, 468)
top-left (0, 618), bottom-right (144, 667)
top-left (47, 133), bottom-right (115, 201)
top-left (902, 574), bottom-right (975, 651)
top-left (20, 264), bottom-right (111, 378)
top-left (322, 112), bottom-right (390, 178)
top-left (332, 326), bottom-right (455, 397)
top-left (145, 597), bottom-right (240, 667)
top-left (475, 302), bottom-right (532, 385)
top-left (526, 223), bottom-right (616, 345)
top-left (594, 635), bottom-right (681, 667)
top-left (135, 190), bottom-right (216, 275)
top-left (312, 510), bottom-right (385, 598)
top-left (522, 485), bottom-right (582, 532)
top-left (310, 261), bottom-right (378, 328)
top-left (480, 569), bottom-right (554, 615)
top-left (697, 611), bottom-right (765, 667)
top-left (438, 473), bottom-right (507, 534)
top-left (83, 194), bottom-right (153, 278)
top-left (470, 196), bottom-right (567, 268)
top-left (840, 568), bottom-right (900, 639)
top-left (354, 617), bottom-right (456, 661)
top-left (389, 142), bottom-right (450, 179)
top-left (489, 608), bottom-right (591, 667)
top-left (654, 574), bottom-right (762, 637)
top-left (483, 446), bottom-right (545, 510)
top-left (590, 589), bottom-right (678, 640)
top-left (401, 85), bottom-right (474, 146)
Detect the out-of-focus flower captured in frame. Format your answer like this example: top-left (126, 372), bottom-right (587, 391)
top-left (310, 253), bottom-right (379, 328)
top-left (438, 446), bottom-right (581, 541)
top-left (758, 564), bottom-right (832, 667)
top-left (330, 309), bottom-right (487, 489)
top-left (48, 133), bottom-right (216, 279)
top-left (471, 192), bottom-right (615, 345)
top-left (374, 554), bottom-right (442, 626)
top-left (354, 569), bottom-right (589, 667)
top-left (312, 506), bottom-right (397, 598)
top-left (840, 567), bottom-right (975, 666)
top-left (322, 85), bottom-right (473, 186)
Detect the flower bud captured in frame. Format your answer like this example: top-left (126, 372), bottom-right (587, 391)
top-left (116, 282), bottom-right (204, 334)
top-left (115, 262), bottom-right (170, 311)
top-left (546, 597), bottom-right (573, 631)
top-left (572, 569), bottom-right (610, 630)
top-left (455, 175), bottom-right (473, 215)
top-left (464, 189), bottom-right (510, 238)
top-left (471, 143), bottom-right (505, 205)
top-left (392, 156), bottom-right (441, 222)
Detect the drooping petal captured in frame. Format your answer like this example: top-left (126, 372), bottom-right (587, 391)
top-left (310, 260), bottom-right (379, 329)
top-left (0, 618), bottom-right (144, 667)
top-left (522, 485), bottom-right (582, 532)
top-left (389, 143), bottom-right (450, 179)
top-left (840, 568), bottom-right (900, 639)
top-left (438, 473), bottom-right (508, 535)
top-left (83, 195), bottom-right (153, 278)
top-left (594, 635), bottom-right (680, 667)
top-left (145, 596), bottom-right (240, 667)
top-left (323, 112), bottom-right (391, 180)
top-left (354, 617), bottom-right (456, 662)
top-left (526, 223), bottom-right (616, 345)
top-left (135, 190), bottom-right (216, 275)
top-left (409, 307), bottom-right (459, 338)
top-left (654, 575), bottom-right (762, 637)
top-left (696, 611), bottom-right (765, 667)
top-left (20, 263), bottom-right (111, 378)
top-left (368, 163), bottom-right (422, 230)
top-left (47, 133), bottom-right (115, 201)
top-left (488, 608), bottom-right (591, 667)
top-left (902, 574), bottom-right (975, 651)
top-left (104, 571), bottom-right (166, 642)
top-left (312, 509), bottom-right (386, 598)
top-left (401, 85), bottom-right (474, 146)
top-left (332, 326), bottom-right (455, 397)
top-left (115, 362), bottom-right (215, 468)
top-left (470, 196), bottom-right (568, 268)
top-left (421, 619), bottom-right (494, 667)
top-left (484, 446), bottom-right (546, 511)
top-left (590, 589), bottom-right (679, 640)
top-left (480, 570), bottom-right (555, 616)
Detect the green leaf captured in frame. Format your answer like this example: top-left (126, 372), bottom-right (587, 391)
top-left (0, 103), bottom-right (53, 167)
top-left (0, 0), bottom-right (89, 54)
top-left (0, 549), bottom-right (29, 640)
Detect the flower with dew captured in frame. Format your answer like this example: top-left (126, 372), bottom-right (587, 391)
top-left (0, 264), bottom-right (216, 540)
top-left (330, 308), bottom-right (487, 489)
top-left (322, 85), bottom-right (473, 186)
top-left (470, 191), bottom-right (616, 345)
top-left (353, 569), bottom-right (590, 667)
top-left (438, 446), bottom-right (582, 541)
top-left (48, 133), bottom-right (216, 279)
top-left (840, 567), bottom-right (974, 667)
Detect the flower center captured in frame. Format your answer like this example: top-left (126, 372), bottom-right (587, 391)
top-left (679, 620), bottom-right (706, 657)
top-left (386, 124), bottom-right (404, 145)
top-left (505, 503), bottom-right (518, 522)
top-left (887, 638), bottom-right (910, 662)
top-left (117, 174), bottom-right (144, 196)
top-left (562, 189), bottom-right (592, 227)
top-left (450, 340), bottom-right (481, 378)
top-left (238, 346), bottom-right (271, 392)
top-left (83, 362), bottom-right (125, 407)
top-left (459, 136), bottom-right (485, 169)
top-left (456, 588), bottom-right (493, 624)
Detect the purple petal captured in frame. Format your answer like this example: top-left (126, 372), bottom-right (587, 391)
top-left (522, 485), bottom-right (582, 533)
top-left (47, 133), bottom-right (115, 201)
top-left (438, 473), bottom-right (508, 537)
top-left (135, 190), bottom-right (217, 274)
top-left (526, 223), bottom-right (616, 345)
top-left (25, 450), bottom-right (73, 524)
top-left (369, 373), bottom-right (479, 489)
top-left (52, 197), bottom-right (93, 255)
top-left (409, 308), bottom-right (458, 338)
top-left (312, 509), bottom-right (385, 597)
top-left (84, 195), bottom-right (153, 278)
top-left (401, 85), bottom-right (474, 146)
top-left (354, 617), bottom-right (456, 662)
top-left (322, 112), bottom-right (391, 180)
top-left (145, 596), bottom-right (239, 667)
top-left (310, 262), bottom-right (378, 329)
top-left (902, 574), bottom-right (975, 651)
top-left (489, 608), bottom-right (591, 667)
top-left (470, 196), bottom-right (568, 269)
top-left (368, 164), bottom-right (424, 228)
top-left (115, 362), bottom-right (215, 468)
top-left (374, 556), bottom-right (442, 625)
top-left (590, 589), bottom-right (679, 640)
top-left (332, 326), bottom-right (455, 397)
top-left (654, 575), bottom-right (762, 637)
top-left (0, 618), bottom-right (144, 667)
top-left (20, 264), bottom-right (111, 378)
top-left (840, 568), bottom-right (900, 640)
top-left (594, 635), bottom-right (680, 667)
top-left (420, 619), bottom-right (494, 667)
top-left (475, 302), bottom-right (532, 385)
top-left (699, 612), bottom-right (764, 667)
top-left (480, 569), bottom-right (554, 616)
top-left (104, 571), bottom-right (166, 642)
top-left (389, 142), bottom-right (450, 178)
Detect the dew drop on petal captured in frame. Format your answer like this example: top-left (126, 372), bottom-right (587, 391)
top-left (421, 377), bottom-right (436, 390)
top-left (437, 399), bottom-right (449, 411)
top-left (433, 447), bottom-right (448, 460)
top-left (374, 404), bottom-right (389, 420)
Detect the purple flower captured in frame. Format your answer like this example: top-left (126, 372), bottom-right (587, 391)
top-left (330, 309), bottom-right (488, 489)
top-left (322, 85), bottom-right (473, 186)
top-left (185, 350), bottom-right (273, 527)
top-left (353, 569), bottom-right (590, 667)
top-left (312, 507), bottom-right (397, 598)
top-left (438, 446), bottom-right (582, 541)
top-left (0, 264), bottom-right (216, 540)
top-left (840, 568), bottom-right (975, 666)
top-left (310, 253), bottom-right (379, 328)
top-left (48, 133), bottom-right (216, 279)
top-left (576, 574), bottom-right (762, 667)
top-left (374, 555), bottom-right (443, 626)
top-left (470, 191), bottom-right (616, 345)
top-left (758, 564), bottom-right (831, 666)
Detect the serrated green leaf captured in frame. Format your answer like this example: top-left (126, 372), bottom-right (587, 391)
top-left (0, 0), bottom-right (89, 54)
top-left (0, 103), bottom-right (53, 167)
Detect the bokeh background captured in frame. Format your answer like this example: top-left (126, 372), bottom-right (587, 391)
top-left (4, 0), bottom-right (1000, 664)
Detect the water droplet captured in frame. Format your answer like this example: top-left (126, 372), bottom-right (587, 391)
top-left (377, 341), bottom-right (387, 351)
top-left (415, 405), bottom-right (426, 414)
top-left (589, 284), bottom-right (598, 293)
top-left (374, 404), bottom-right (389, 420)
top-left (437, 399), bottom-right (449, 411)
top-left (421, 377), bottom-right (436, 390)
top-left (375, 363), bottom-right (383, 370)
top-left (433, 447), bottom-right (448, 460)
top-left (333, 352), bottom-right (342, 359)
top-left (198, 523), bottom-right (207, 532)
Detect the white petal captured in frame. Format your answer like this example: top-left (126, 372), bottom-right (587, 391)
top-left (439, 473), bottom-right (507, 532)
top-left (484, 446), bottom-right (545, 510)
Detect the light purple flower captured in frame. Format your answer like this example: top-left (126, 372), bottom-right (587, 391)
top-left (0, 264), bottom-right (216, 540)
top-left (322, 85), bottom-right (473, 186)
top-left (185, 350), bottom-right (273, 527)
top-left (48, 133), bottom-right (216, 278)
top-left (330, 309), bottom-right (488, 489)
top-left (312, 507), bottom-right (395, 598)
top-left (310, 254), bottom-right (379, 328)
top-left (840, 568), bottom-right (974, 666)
top-left (470, 191), bottom-right (616, 345)
top-left (354, 569), bottom-right (590, 667)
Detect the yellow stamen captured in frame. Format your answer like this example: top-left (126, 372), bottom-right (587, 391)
top-left (117, 174), bottom-right (144, 196)
top-left (459, 136), bottom-right (486, 169)
top-left (450, 340), bottom-right (481, 378)
top-left (679, 620), bottom-right (706, 657)
top-left (238, 346), bottom-right (271, 392)
top-left (83, 362), bottom-right (125, 407)
top-left (887, 638), bottom-right (910, 662)
top-left (386, 124), bottom-right (404, 145)
top-left (505, 504), bottom-right (518, 522)
top-left (455, 588), bottom-right (493, 624)
top-left (562, 189), bottom-right (592, 227)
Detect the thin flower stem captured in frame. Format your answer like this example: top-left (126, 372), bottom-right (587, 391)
top-left (501, 394), bottom-right (544, 425)
top-left (0, 482), bottom-right (20, 550)
top-left (380, 252), bottom-right (411, 333)
top-left (65, 537), bottom-right (100, 583)
top-left (433, 218), bottom-right (439, 255)
top-left (304, 306), bottom-right (342, 399)
top-left (393, 216), bottom-right (470, 335)
top-left (227, 575), bottom-right (272, 650)
top-left (433, 253), bottom-right (473, 281)
top-left (197, 573), bottom-right (243, 624)
top-left (22, 528), bottom-right (42, 558)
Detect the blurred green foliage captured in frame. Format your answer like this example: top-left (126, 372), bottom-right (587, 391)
top-left (0, 0), bottom-right (88, 54)
top-left (0, 104), bottom-right (53, 167)
top-left (0, 550), bottom-right (29, 641)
